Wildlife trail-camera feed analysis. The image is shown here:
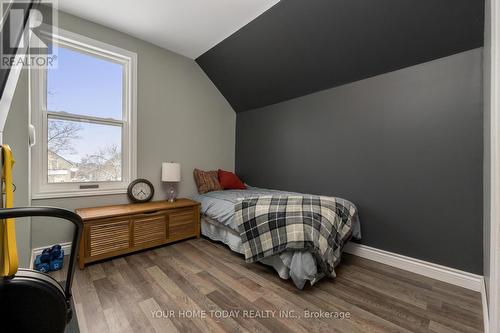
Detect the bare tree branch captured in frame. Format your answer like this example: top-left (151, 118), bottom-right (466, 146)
top-left (77, 144), bottom-right (121, 181)
top-left (48, 120), bottom-right (82, 155)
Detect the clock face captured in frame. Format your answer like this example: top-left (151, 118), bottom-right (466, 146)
top-left (127, 179), bottom-right (154, 202)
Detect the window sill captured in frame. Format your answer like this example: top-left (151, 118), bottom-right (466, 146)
top-left (31, 188), bottom-right (128, 200)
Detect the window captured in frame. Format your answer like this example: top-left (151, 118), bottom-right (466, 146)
top-left (31, 30), bottom-right (137, 198)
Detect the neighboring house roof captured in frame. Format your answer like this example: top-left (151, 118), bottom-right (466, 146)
top-left (48, 150), bottom-right (76, 168)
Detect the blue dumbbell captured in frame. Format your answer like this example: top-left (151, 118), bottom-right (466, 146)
top-left (34, 254), bottom-right (50, 273)
top-left (50, 244), bottom-right (62, 260)
top-left (49, 249), bottom-right (64, 271)
top-left (40, 248), bottom-right (51, 263)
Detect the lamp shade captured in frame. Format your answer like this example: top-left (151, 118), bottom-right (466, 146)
top-left (162, 162), bottom-right (181, 182)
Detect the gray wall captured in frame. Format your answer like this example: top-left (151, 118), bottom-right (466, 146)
top-left (4, 10), bottom-right (236, 252)
top-left (236, 49), bottom-right (483, 274)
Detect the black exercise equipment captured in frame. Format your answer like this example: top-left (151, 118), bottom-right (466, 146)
top-left (0, 207), bottom-right (83, 333)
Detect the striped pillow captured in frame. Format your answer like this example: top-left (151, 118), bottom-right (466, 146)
top-left (193, 169), bottom-right (223, 194)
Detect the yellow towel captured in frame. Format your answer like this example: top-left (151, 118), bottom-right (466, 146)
top-left (0, 144), bottom-right (17, 277)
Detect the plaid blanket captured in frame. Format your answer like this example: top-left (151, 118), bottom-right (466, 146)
top-left (235, 195), bottom-right (357, 277)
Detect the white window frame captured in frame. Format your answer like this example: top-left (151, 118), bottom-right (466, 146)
top-left (30, 28), bottom-right (137, 199)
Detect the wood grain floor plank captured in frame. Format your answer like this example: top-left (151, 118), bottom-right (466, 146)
top-left (238, 260), bottom-right (397, 333)
top-left (166, 255), bottom-right (218, 295)
top-left (339, 261), bottom-right (482, 315)
top-left (87, 263), bottom-right (106, 281)
top-left (432, 280), bottom-right (484, 300)
top-left (206, 289), bottom-right (274, 333)
top-left (343, 254), bottom-right (481, 306)
top-left (138, 297), bottom-right (179, 333)
top-left (322, 277), bottom-right (431, 333)
top-left (338, 264), bottom-right (429, 309)
top-left (105, 261), bottom-right (156, 333)
top-left (154, 256), bottom-right (247, 333)
top-left (146, 265), bottom-right (226, 333)
top-left (93, 277), bottom-right (119, 310)
top-left (309, 286), bottom-right (414, 333)
top-left (331, 277), bottom-right (482, 333)
top-left (70, 238), bottom-right (484, 333)
top-left (130, 259), bottom-right (202, 333)
top-left (242, 262), bottom-right (410, 333)
top-left (429, 320), bottom-right (465, 333)
top-left (176, 241), bottom-right (264, 302)
top-left (427, 302), bottom-right (484, 331)
top-left (74, 267), bottom-right (111, 333)
top-left (74, 301), bottom-right (89, 333)
top-left (251, 297), bottom-right (309, 333)
top-left (110, 260), bottom-right (146, 301)
top-left (196, 258), bottom-right (353, 332)
top-left (210, 261), bottom-right (334, 332)
top-left (103, 305), bottom-right (134, 333)
top-left (200, 269), bottom-right (300, 333)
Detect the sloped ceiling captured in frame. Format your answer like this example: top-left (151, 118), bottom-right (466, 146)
top-left (58, 0), bottom-right (280, 59)
top-left (196, 0), bottom-right (484, 112)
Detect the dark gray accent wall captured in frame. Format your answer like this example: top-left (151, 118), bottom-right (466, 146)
top-left (236, 49), bottom-right (483, 273)
top-left (198, 0), bottom-right (484, 112)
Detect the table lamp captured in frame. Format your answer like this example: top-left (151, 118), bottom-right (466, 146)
top-left (162, 162), bottom-right (181, 202)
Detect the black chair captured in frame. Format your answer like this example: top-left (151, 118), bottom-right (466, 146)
top-left (0, 207), bottom-right (83, 333)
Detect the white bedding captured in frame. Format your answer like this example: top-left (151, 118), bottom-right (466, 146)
top-left (201, 215), bottom-right (324, 288)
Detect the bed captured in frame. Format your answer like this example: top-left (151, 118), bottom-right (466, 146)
top-left (193, 186), bottom-right (361, 289)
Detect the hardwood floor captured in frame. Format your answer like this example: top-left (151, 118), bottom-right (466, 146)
top-left (65, 238), bottom-right (484, 333)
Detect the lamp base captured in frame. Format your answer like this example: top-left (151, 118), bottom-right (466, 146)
top-left (167, 185), bottom-right (177, 203)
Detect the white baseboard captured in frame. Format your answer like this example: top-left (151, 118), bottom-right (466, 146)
top-left (344, 243), bottom-right (483, 292)
top-left (29, 242), bottom-right (72, 269)
top-left (482, 277), bottom-right (490, 333)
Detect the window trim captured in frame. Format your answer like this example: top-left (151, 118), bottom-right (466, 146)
top-left (30, 28), bottom-right (137, 199)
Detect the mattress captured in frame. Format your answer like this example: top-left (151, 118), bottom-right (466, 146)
top-left (193, 186), bottom-right (361, 238)
top-left (193, 186), bottom-right (361, 289)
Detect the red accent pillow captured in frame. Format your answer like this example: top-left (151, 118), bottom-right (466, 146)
top-left (218, 169), bottom-right (246, 190)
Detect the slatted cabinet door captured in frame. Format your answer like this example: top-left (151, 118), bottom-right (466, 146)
top-left (168, 209), bottom-right (198, 241)
top-left (132, 214), bottom-right (167, 247)
top-left (88, 219), bottom-right (130, 258)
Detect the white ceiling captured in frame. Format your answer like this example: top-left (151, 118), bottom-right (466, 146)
top-left (58, 0), bottom-right (279, 59)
